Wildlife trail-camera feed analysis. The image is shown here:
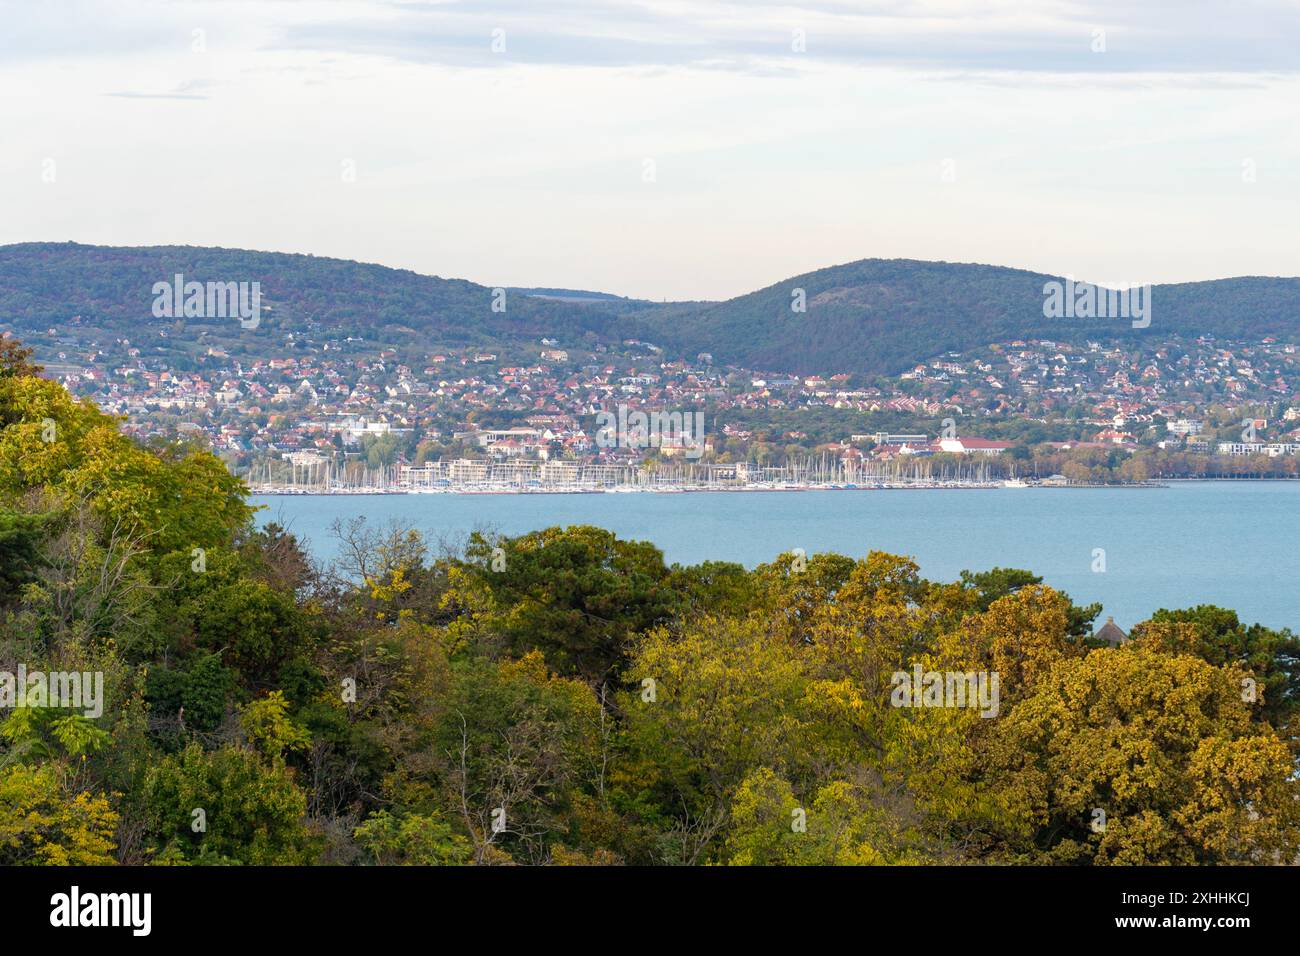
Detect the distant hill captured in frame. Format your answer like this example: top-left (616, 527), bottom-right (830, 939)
top-left (2, 243), bottom-right (1298, 376)
top-left (0, 242), bottom-right (629, 349)
top-left (632, 258), bottom-right (1300, 376)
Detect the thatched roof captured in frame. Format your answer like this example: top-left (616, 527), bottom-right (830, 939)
top-left (1093, 616), bottom-right (1128, 646)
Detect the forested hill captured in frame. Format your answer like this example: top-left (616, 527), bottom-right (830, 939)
top-left (3, 242), bottom-right (1298, 376)
top-left (631, 259), bottom-right (1300, 376)
top-left (0, 242), bottom-right (630, 348)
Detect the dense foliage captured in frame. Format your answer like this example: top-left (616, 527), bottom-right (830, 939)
top-left (2, 343), bottom-right (1297, 866)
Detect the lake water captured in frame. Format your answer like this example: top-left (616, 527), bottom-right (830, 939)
top-left (252, 481), bottom-right (1300, 632)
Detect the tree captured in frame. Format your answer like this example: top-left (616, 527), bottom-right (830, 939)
top-left (432, 652), bottom-right (600, 865)
top-left (0, 336), bottom-right (42, 378)
top-left (0, 374), bottom-right (252, 554)
top-left (0, 507), bottom-right (50, 601)
top-left (143, 743), bottom-right (317, 865)
top-left (353, 810), bottom-right (471, 865)
top-left (957, 567), bottom-right (1042, 610)
top-left (622, 616), bottom-right (819, 863)
top-left (988, 646), bottom-right (1300, 864)
top-left (192, 578), bottom-right (310, 680)
top-left (239, 691), bottom-right (312, 761)
top-left (940, 585), bottom-right (1086, 708)
top-left (1138, 606), bottom-right (1300, 734)
top-left (667, 560), bottom-right (756, 618)
top-left (748, 550), bottom-right (857, 646)
top-left (725, 768), bottom-right (939, 866)
top-left (953, 567), bottom-right (1098, 638)
top-left (460, 526), bottom-right (680, 683)
top-left (0, 763), bottom-right (118, 865)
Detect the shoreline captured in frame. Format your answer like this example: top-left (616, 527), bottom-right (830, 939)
top-left (246, 481), bottom-right (1171, 496)
top-left (243, 475), bottom-right (1300, 497)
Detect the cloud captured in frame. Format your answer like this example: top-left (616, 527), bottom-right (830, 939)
top-left (261, 0), bottom-right (1300, 76)
top-left (106, 80), bottom-right (214, 101)
top-left (3, 0), bottom-right (1298, 298)
top-left (5, 0), bottom-right (1299, 77)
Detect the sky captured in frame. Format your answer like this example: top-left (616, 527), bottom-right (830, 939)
top-left (2, 0), bottom-right (1299, 300)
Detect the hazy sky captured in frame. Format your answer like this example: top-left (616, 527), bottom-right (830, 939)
top-left (3, 0), bottom-right (1299, 300)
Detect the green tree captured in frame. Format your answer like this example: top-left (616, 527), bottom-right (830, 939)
top-left (0, 507), bottom-right (49, 601)
top-left (461, 526), bottom-right (680, 683)
top-left (143, 743), bottom-right (316, 865)
top-left (353, 810), bottom-right (471, 865)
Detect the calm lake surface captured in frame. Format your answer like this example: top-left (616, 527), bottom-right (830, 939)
top-left (252, 481), bottom-right (1300, 632)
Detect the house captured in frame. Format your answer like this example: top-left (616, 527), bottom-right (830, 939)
top-left (1094, 428), bottom-right (1135, 444)
top-left (471, 427), bottom-right (543, 448)
top-left (1093, 617), bottom-right (1128, 646)
top-left (1166, 418), bottom-right (1203, 436)
top-left (929, 437), bottom-right (1014, 456)
top-left (871, 442), bottom-right (930, 461)
top-left (1217, 442), bottom-right (1266, 456)
top-left (872, 432), bottom-right (929, 445)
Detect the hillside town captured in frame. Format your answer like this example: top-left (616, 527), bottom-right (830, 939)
top-left (20, 322), bottom-right (1300, 490)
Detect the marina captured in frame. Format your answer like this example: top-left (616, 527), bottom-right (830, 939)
top-left (245, 455), bottom-right (1091, 495)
